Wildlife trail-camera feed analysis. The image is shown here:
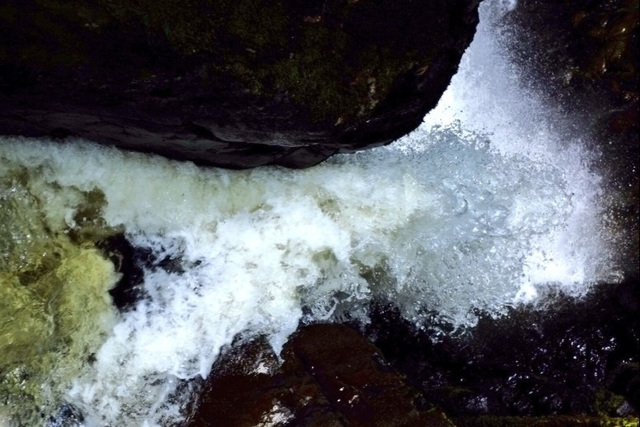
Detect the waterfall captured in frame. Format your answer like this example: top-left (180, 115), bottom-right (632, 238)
top-left (0, 0), bottom-right (620, 425)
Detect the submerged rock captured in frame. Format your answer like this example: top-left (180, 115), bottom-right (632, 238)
top-left (0, 179), bottom-right (119, 426)
top-left (0, 0), bottom-right (480, 168)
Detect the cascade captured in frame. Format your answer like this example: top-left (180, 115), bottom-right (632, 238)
top-left (0, 0), bottom-right (625, 425)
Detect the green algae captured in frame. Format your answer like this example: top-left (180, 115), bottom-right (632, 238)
top-left (0, 172), bottom-right (119, 425)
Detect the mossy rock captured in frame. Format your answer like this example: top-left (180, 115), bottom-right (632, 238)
top-left (0, 0), bottom-right (480, 168)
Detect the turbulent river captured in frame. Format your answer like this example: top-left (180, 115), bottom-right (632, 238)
top-left (0, 1), bottom-right (626, 425)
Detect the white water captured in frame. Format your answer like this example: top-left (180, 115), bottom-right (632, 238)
top-left (0, 1), bottom-right (617, 425)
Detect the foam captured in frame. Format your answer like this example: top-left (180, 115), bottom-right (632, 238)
top-left (0, 121), bottom-right (608, 424)
top-left (0, 0), bottom-right (616, 424)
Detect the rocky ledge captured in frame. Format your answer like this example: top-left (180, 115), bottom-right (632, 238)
top-left (0, 0), bottom-right (479, 168)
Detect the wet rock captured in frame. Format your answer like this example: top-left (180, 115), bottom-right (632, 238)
top-left (502, 0), bottom-right (638, 108)
top-left (190, 276), bottom-right (639, 426)
top-left (610, 362), bottom-right (640, 415)
top-left (286, 324), bottom-right (453, 426)
top-left (97, 233), bottom-right (200, 311)
top-left (189, 335), bottom-right (346, 426)
top-left (46, 404), bottom-right (84, 427)
top-left (190, 324), bottom-right (454, 426)
top-left (96, 234), bottom-right (145, 311)
top-left (367, 277), bottom-right (640, 419)
top-left (0, 0), bottom-right (480, 169)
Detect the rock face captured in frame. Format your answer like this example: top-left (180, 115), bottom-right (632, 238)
top-left (503, 0), bottom-right (638, 108)
top-left (188, 276), bottom-right (640, 425)
top-left (0, 0), bottom-right (480, 168)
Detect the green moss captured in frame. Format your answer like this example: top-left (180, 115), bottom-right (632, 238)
top-left (69, 188), bottom-right (118, 244)
top-left (267, 25), bottom-right (350, 121)
top-left (594, 389), bottom-right (627, 417)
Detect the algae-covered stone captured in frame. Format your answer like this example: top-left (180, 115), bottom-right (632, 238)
top-left (0, 170), bottom-right (120, 425)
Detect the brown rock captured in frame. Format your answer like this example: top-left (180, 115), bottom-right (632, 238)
top-left (189, 324), bottom-right (453, 426)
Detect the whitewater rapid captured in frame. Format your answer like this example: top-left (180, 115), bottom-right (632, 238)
top-left (0, 0), bottom-right (617, 425)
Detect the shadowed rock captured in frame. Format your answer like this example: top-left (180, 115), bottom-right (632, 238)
top-left (367, 278), bottom-right (640, 420)
top-left (0, 0), bottom-right (480, 168)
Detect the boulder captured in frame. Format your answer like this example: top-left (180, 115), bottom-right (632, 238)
top-left (0, 0), bottom-right (480, 168)
top-left (190, 324), bottom-right (454, 426)
top-left (502, 0), bottom-right (638, 108)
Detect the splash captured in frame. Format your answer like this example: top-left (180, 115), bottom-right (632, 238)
top-left (0, 0), bottom-right (615, 424)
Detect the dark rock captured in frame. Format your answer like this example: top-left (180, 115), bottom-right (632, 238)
top-left (97, 233), bottom-right (201, 311)
top-left (189, 275), bottom-right (639, 425)
top-left (501, 0), bottom-right (638, 109)
top-left (96, 234), bottom-right (146, 311)
top-left (189, 335), bottom-right (347, 426)
top-left (189, 324), bottom-right (454, 426)
top-left (366, 277), bottom-right (640, 419)
top-left (286, 324), bottom-right (453, 426)
top-left (0, 0), bottom-right (480, 169)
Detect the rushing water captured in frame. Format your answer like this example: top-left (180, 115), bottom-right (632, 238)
top-left (0, 1), bottom-right (623, 425)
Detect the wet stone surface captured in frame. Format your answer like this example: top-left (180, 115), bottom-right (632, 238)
top-left (189, 324), bottom-right (454, 426)
top-left (187, 276), bottom-right (639, 426)
top-left (0, 0), bottom-right (480, 168)
top-left (367, 278), bottom-right (640, 421)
